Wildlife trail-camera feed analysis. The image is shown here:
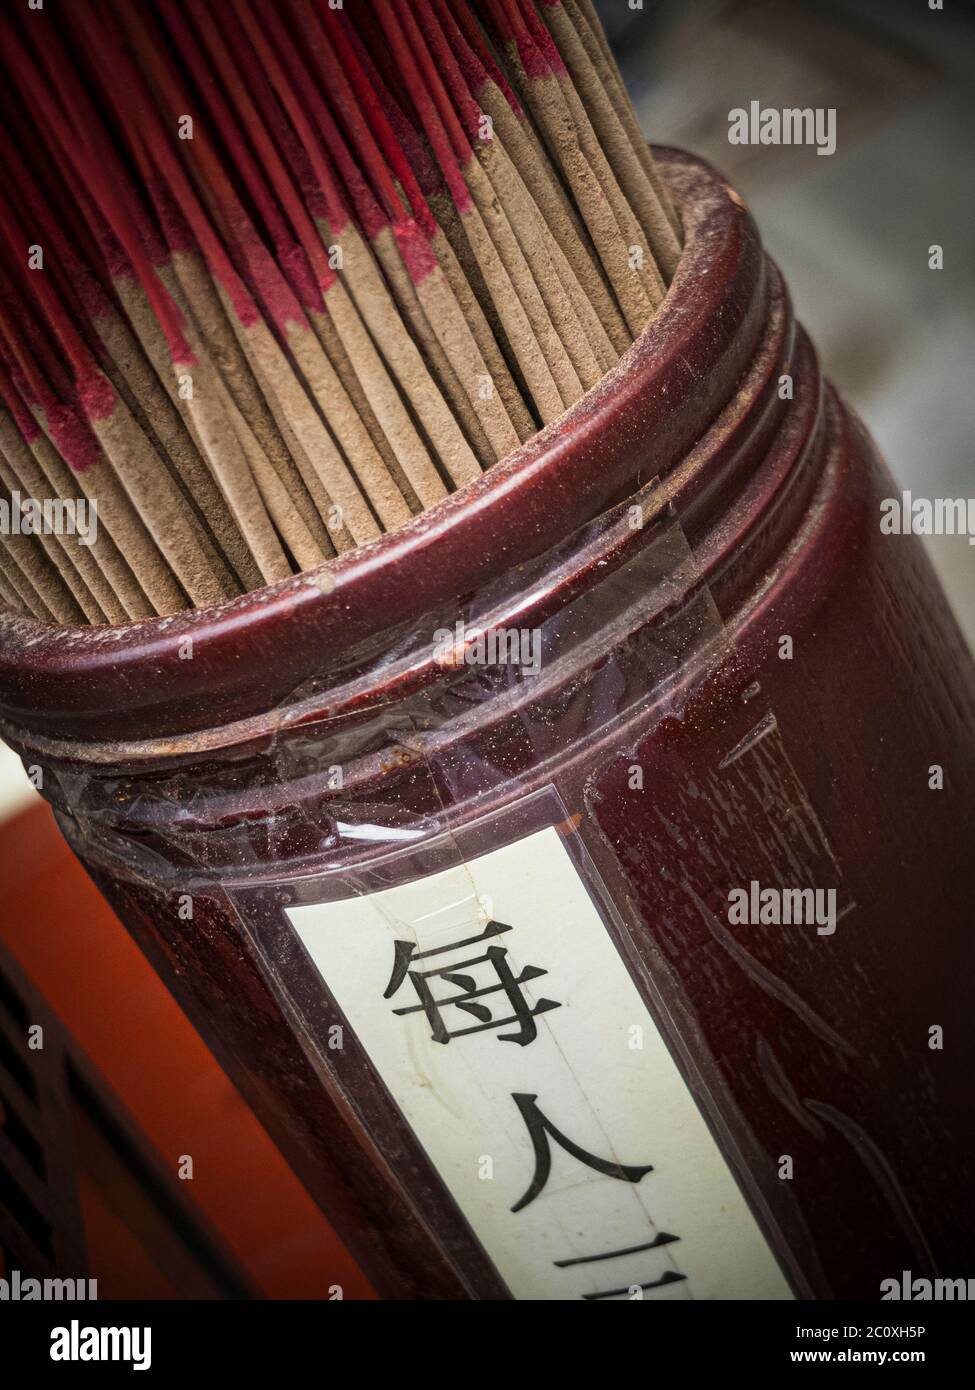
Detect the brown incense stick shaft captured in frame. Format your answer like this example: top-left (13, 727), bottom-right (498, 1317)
top-left (542, 2), bottom-right (679, 278)
top-left (0, 497), bottom-right (84, 624)
top-left (20, 425), bottom-right (149, 621)
top-left (0, 428), bottom-right (106, 622)
top-left (566, 0), bottom-right (682, 235)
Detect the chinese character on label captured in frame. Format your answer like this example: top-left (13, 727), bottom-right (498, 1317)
top-left (383, 920), bottom-right (560, 1045)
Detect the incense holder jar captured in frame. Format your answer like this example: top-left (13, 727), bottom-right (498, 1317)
top-left (2, 151), bottom-right (973, 1301)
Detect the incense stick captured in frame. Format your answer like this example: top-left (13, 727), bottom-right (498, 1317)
top-left (0, 0), bottom-right (682, 626)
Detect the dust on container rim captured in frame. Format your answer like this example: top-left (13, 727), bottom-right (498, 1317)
top-left (0, 150), bottom-right (773, 752)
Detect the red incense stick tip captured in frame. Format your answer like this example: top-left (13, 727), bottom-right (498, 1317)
top-left (77, 371), bottom-right (117, 423)
top-left (516, 35), bottom-right (552, 81)
top-left (445, 0), bottom-right (525, 116)
top-left (144, 176), bottom-right (196, 259)
top-left (517, 0), bottom-right (568, 75)
top-left (394, 220), bottom-right (439, 285)
top-left (279, 241), bottom-right (326, 314)
top-left (47, 403), bottom-right (103, 473)
top-left (416, 0), bottom-right (484, 146)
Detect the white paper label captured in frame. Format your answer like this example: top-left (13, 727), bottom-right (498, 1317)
top-left (287, 825), bottom-right (792, 1300)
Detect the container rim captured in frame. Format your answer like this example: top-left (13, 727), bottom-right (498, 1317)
top-left (0, 149), bottom-right (766, 742)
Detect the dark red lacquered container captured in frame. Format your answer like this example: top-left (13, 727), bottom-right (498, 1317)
top-left (2, 152), bottom-right (973, 1300)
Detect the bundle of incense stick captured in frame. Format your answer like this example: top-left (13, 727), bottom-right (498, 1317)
top-left (0, 0), bottom-right (681, 626)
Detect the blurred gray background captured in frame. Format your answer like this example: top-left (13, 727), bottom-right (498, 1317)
top-left (597, 0), bottom-right (975, 647)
